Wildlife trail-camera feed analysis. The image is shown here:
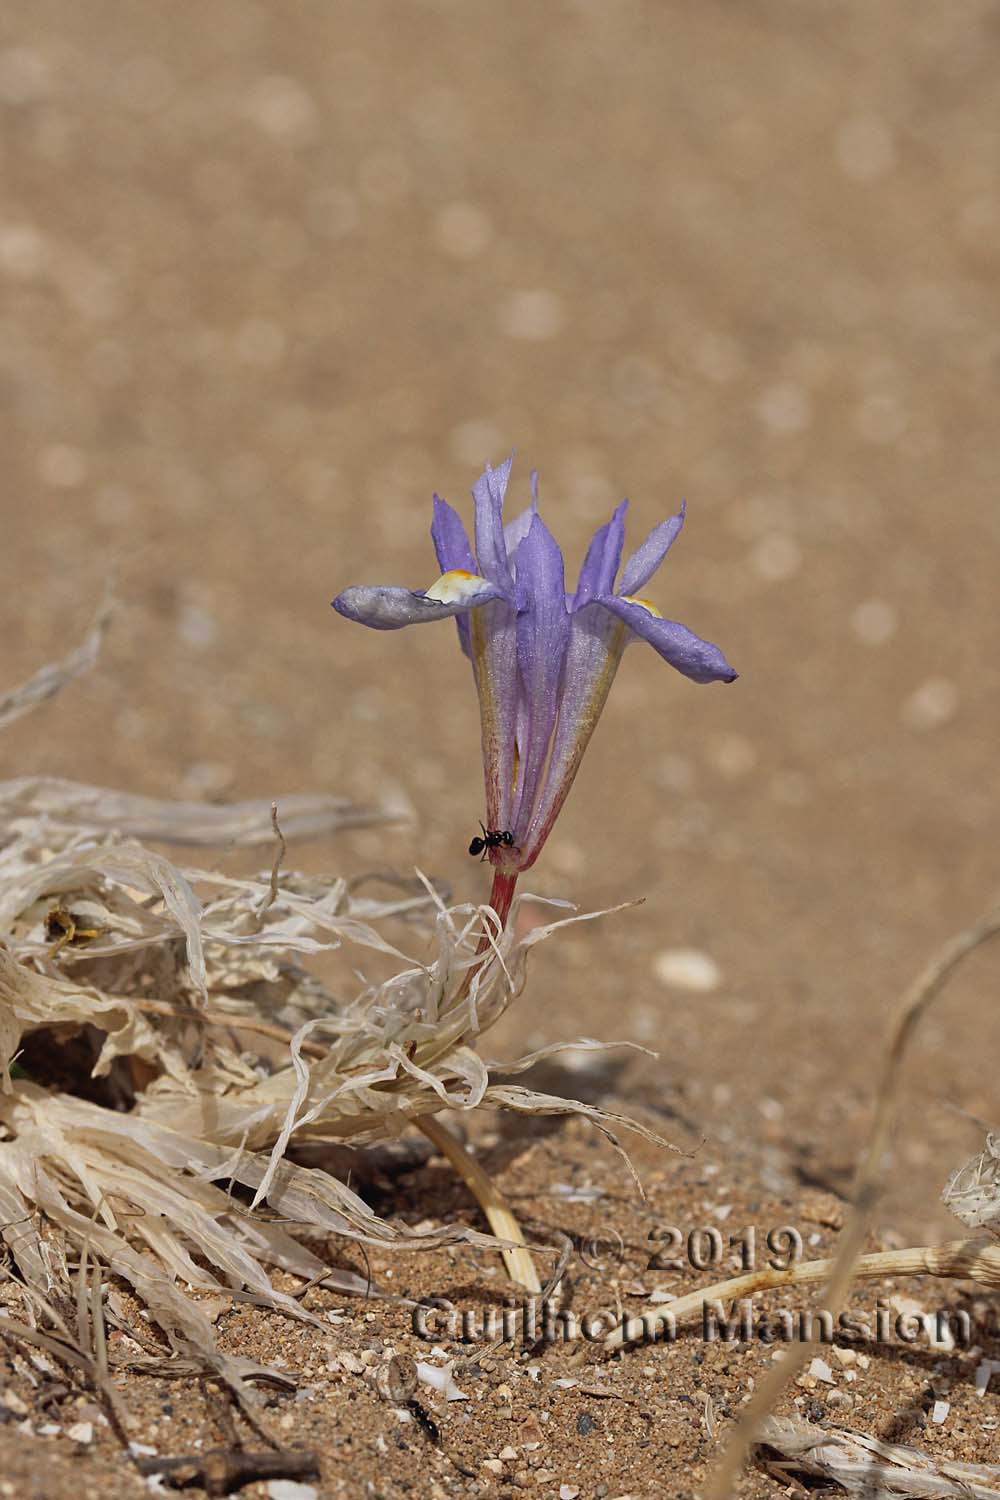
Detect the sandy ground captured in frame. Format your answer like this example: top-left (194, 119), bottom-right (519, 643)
top-left (2, 1), bottom-right (1000, 1495)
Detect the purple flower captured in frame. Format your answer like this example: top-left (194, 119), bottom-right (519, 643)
top-left (333, 457), bottom-right (736, 873)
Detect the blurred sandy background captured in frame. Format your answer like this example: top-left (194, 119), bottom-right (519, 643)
top-left (2, 0), bottom-right (999, 1238)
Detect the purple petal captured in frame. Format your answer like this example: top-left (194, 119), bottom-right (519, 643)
top-left (599, 596), bottom-right (738, 683)
top-left (472, 455), bottom-right (515, 591)
top-left (573, 500), bottom-right (628, 609)
top-left (431, 497), bottom-right (477, 657)
top-left (618, 502), bottom-right (686, 597)
top-left (502, 477), bottom-right (539, 563)
top-left (332, 576), bottom-right (501, 631)
top-left (509, 515), bottom-right (570, 835)
top-left (468, 598), bottom-right (519, 833)
top-left (517, 603), bottom-right (627, 867)
top-left (431, 495), bottom-right (476, 574)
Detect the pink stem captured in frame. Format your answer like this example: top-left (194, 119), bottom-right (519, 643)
top-left (453, 869), bottom-right (518, 1006)
top-left (485, 869), bottom-right (518, 938)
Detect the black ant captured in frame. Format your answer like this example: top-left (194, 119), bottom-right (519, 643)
top-left (468, 822), bottom-right (517, 860)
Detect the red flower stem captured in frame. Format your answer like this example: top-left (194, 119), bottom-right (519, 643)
top-left (450, 868), bottom-right (518, 1005)
top-left (480, 869), bottom-right (518, 950)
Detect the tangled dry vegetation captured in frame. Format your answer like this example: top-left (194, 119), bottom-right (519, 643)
top-left (0, 603), bottom-right (663, 1406)
top-left (6, 604), bottom-right (1000, 1500)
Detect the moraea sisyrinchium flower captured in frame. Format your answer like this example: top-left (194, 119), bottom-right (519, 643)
top-left (333, 456), bottom-right (736, 875)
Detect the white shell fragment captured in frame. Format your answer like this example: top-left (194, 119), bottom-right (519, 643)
top-left (900, 677), bottom-right (959, 731)
top-left (975, 1360), bottom-right (1000, 1397)
top-left (653, 948), bottom-right (721, 993)
top-left (416, 1360), bottom-right (468, 1402)
top-left (266, 1484), bottom-right (319, 1500)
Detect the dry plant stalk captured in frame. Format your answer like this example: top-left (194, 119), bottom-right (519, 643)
top-left (756, 1414), bottom-right (1000, 1498)
top-left (0, 600), bottom-right (670, 1384)
top-left (0, 588), bottom-right (113, 732)
top-left (418, 1114), bottom-right (542, 1292)
top-left (608, 1236), bottom-right (1000, 1346)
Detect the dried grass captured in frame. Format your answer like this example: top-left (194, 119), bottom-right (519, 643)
top-left (0, 599), bottom-right (666, 1387)
top-left (756, 1415), bottom-right (1000, 1498)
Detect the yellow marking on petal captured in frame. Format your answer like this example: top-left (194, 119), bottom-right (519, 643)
top-left (424, 569), bottom-right (483, 603)
top-left (621, 595), bottom-right (663, 618)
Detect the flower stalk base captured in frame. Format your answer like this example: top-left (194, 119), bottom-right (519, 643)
top-left (417, 1114), bottom-right (542, 1293)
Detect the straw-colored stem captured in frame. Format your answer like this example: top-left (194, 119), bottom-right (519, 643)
top-left (417, 1113), bottom-right (542, 1293)
top-left (413, 869), bottom-right (541, 1288)
top-left (608, 1236), bottom-right (1000, 1348)
top-left (334, 866), bottom-right (530, 1285)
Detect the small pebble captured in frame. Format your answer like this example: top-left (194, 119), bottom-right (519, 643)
top-left (707, 734), bottom-right (757, 779)
top-left (755, 382), bottom-right (811, 434)
top-left (931, 1400), bottom-right (950, 1425)
top-left (39, 443), bottom-right (88, 489)
top-left (0, 223), bottom-right (48, 276)
top-left (266, 1484), bottom-right (319, 1500)
top-left (374, 1354), bottom-right (417, 1404)
top-left (653, 948), bottom-right (721, 993)
top-left (850, 599), bottom-right (897, 645)
top-left (247, 75), bottom-right (318, 145)
top-left (517, 1413), bottom-right (543, 1448)
top-left (808, 1358), bottom-right (835, 1384)
top-left (434, 201), bottom-right (493, 259)
top-left (901, 678), bottom-right (958, 731)
top-left (750, 533), bottom-right (802, 582)
top-left (855, 391), bottom-right (908, 444)
top-left (497, 289), bottom-right (564, 341)
top-left (67, 1421), bottom-right (94, 1444)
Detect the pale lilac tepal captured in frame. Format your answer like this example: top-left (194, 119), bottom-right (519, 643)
top-left (333, 456), bottom-right (736, 873)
